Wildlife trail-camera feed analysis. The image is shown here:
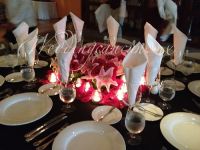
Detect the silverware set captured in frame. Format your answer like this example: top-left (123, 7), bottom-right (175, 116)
top-left (25, 113), bottom-right (68, 150)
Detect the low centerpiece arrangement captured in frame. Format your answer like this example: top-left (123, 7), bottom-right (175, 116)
top-left (51, 42), bottom-right (130, 109)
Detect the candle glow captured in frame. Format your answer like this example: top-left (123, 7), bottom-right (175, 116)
top-left (140, 76), bottom-right (145, 85)
top-left (49, 72), bottom-right (57, 83)
top-left (85, 82), bottom-right (90, 92)
top-left (92, 90), bottom-right (101, 102)
top-left (76, 78), bottom-right (82, 88)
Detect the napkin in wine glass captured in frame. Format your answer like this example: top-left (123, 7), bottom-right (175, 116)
top-left (144, 22), bottom-right (158, 46)
top-left (53, 16), bottom-right (67, 47)
top-left (145, 34), bottom-right (164, 85)
top-left (157, 0), bottom-right (177, 36)
top-left (123, 42), bottom-right (147, 107)
top-left (173, 25), bottom-right (187, 66)
top-left (70, 12), bottom-right (84, 43)
top-left (24, 28), bottom-right (38, 67)
top-left (119, 0), bottom-right (128, 18)
top-left (56, 35), bottom-right (77, 83)
top-left (107, 16), bottom-right (119, 47)
top-left (12, 22), bottom-right (29, 58)
top-left (95, 4), bottom-right (111, 33)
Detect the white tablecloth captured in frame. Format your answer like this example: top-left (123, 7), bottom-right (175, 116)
top-left (32, 1), bottom-right (58, 20)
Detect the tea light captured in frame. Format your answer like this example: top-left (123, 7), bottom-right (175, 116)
top-left (92, 90), bottom-right (101, 102)
top-left (49, 72), bottom-right (57, 83)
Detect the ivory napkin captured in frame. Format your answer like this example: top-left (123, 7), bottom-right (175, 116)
top-left (53, 16), bottom-right (67, 47)
top-left (144, 22), bottom-right (158, 45)
top-left (24, 28), bottom-right (38, 67)
top-left (70, 12), bottom-right (84, 43)
top-left (12, 22), bottom-right (29, 58)
top-left (123, 42), bottom-right (147, 106)
top-left (56, 35), bottom-right (77, 83)
top-left (119, 0), bottom-right (128, 18)
top-left (157, 0), bottom-right (177, 34)
top-left (95, 4), bottom-right (111, 33)
top-left (107, 16), bottom-right (119, 46)
top-left (173, 26), bottom-right (188, 65)
top-left (145, 34), bottom-right (164, 85)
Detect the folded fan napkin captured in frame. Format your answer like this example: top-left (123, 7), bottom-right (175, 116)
top-left (107, 16), bottom-right (119, 46)
top-left (173, 25), bottom-right (187, 66)
top-left (145, 34), bottom-right (164, 85)
top-left (70, 12), bottom-right (84, 43)
top-left (95, 4), bottom-right (111, 33)
top-left (24, 28), bottom-right (38, 67)
top-left (53, 16), bottom-right (67, 47)
top-left (56, 35), bottom-right (77, 83)
top-left (12, 22), bottom-right (29, 58)
top-left (123, 42), bottom-right (147, 106)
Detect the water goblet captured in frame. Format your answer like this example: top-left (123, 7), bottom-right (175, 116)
top-left (21, 65), bottom-right (36, 89)
top-left (59, 86), bottom-right (76, 113)
top-left (125, 106), bottom-right (145, 145)
top-left (158, 79), bottom-right (176, 110)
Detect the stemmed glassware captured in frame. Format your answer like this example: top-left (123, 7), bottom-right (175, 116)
top-left (20, 65), bottom-right (36, 89)
top-left (158, 79), bottom-right (176, 110)
top-left (125, 106), bottom-right (145, 145)
top-left (59, 84), bottom-right (76, 113)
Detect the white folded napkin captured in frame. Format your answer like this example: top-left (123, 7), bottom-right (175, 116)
top-left (123, 42), bottom-right (147, 107)
top-left (144, 22), bottom-right (158, 45)
top-left (119, 0), bottom-right (128, 18)
top-left (53, 16), bottom-right (67, 47)
top-left (157, 0), bottom-right (177, 35)
top-left (107, 16), bottom-right (119, 46)
top-left (95, 4), bottom-right (111, 33)
top-left (157, 0), bottom-right (177, 21)
top-left (173, 25), bottom-right (188, 65)
top-left (56, 35), bottom-right (77, 83)
top-left (70, 12), bottom-right (84, 43)
top-left (12, 22), bottom-right (29, 58)
top-left (144, 22), bottom-right (158, 47)
top-left (145, 34), bottom-right (164, 85)
top-left (24, 28), bottom-right (38, 67)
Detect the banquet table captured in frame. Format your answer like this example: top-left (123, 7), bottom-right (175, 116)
top-left (0, 51), bottom-right (200, 150)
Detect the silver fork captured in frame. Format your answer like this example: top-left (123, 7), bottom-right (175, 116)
top-left (33, 123), bottom-right (69, 146)
top-left (36, 138), bottom-right (55, 150)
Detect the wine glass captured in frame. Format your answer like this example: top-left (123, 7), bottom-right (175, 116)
top-left (125, 106), bottom-right (145, 145)
top-left (59, 86), bottom-right (76, 113)
top-left (21, 65), bottom-right (36, 89)
top-left (158, 79), bottom-right (176, 110)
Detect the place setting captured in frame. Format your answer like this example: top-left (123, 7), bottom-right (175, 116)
top-left (0, 4), bottom-right (200, 150)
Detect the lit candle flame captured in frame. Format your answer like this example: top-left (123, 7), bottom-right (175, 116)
top-left (92, 90), bottom-right (101, 102)
top-left (49, 72), bottom-right (57, 83)
top-left (85, 82), bottom-right (90, 92)
top-left (140, 76), bottom-right (145, 85)
top-left (76, 78), bottom-right (82, 88)
top-left (117, 84), bottom-right (127, 101)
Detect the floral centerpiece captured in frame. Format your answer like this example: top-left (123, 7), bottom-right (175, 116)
top-left (52, 42), bottom-right (131, 109)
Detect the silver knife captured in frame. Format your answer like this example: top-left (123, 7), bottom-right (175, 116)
top-left (96, 106), bottom-right (115, 122)
top-left (24, 113), bottom-right (66, 138)
top-left (26, 115), bottom-right (67, 142)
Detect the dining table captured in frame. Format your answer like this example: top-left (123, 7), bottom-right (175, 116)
top-left (0, 44), bottom-right (200, 150)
